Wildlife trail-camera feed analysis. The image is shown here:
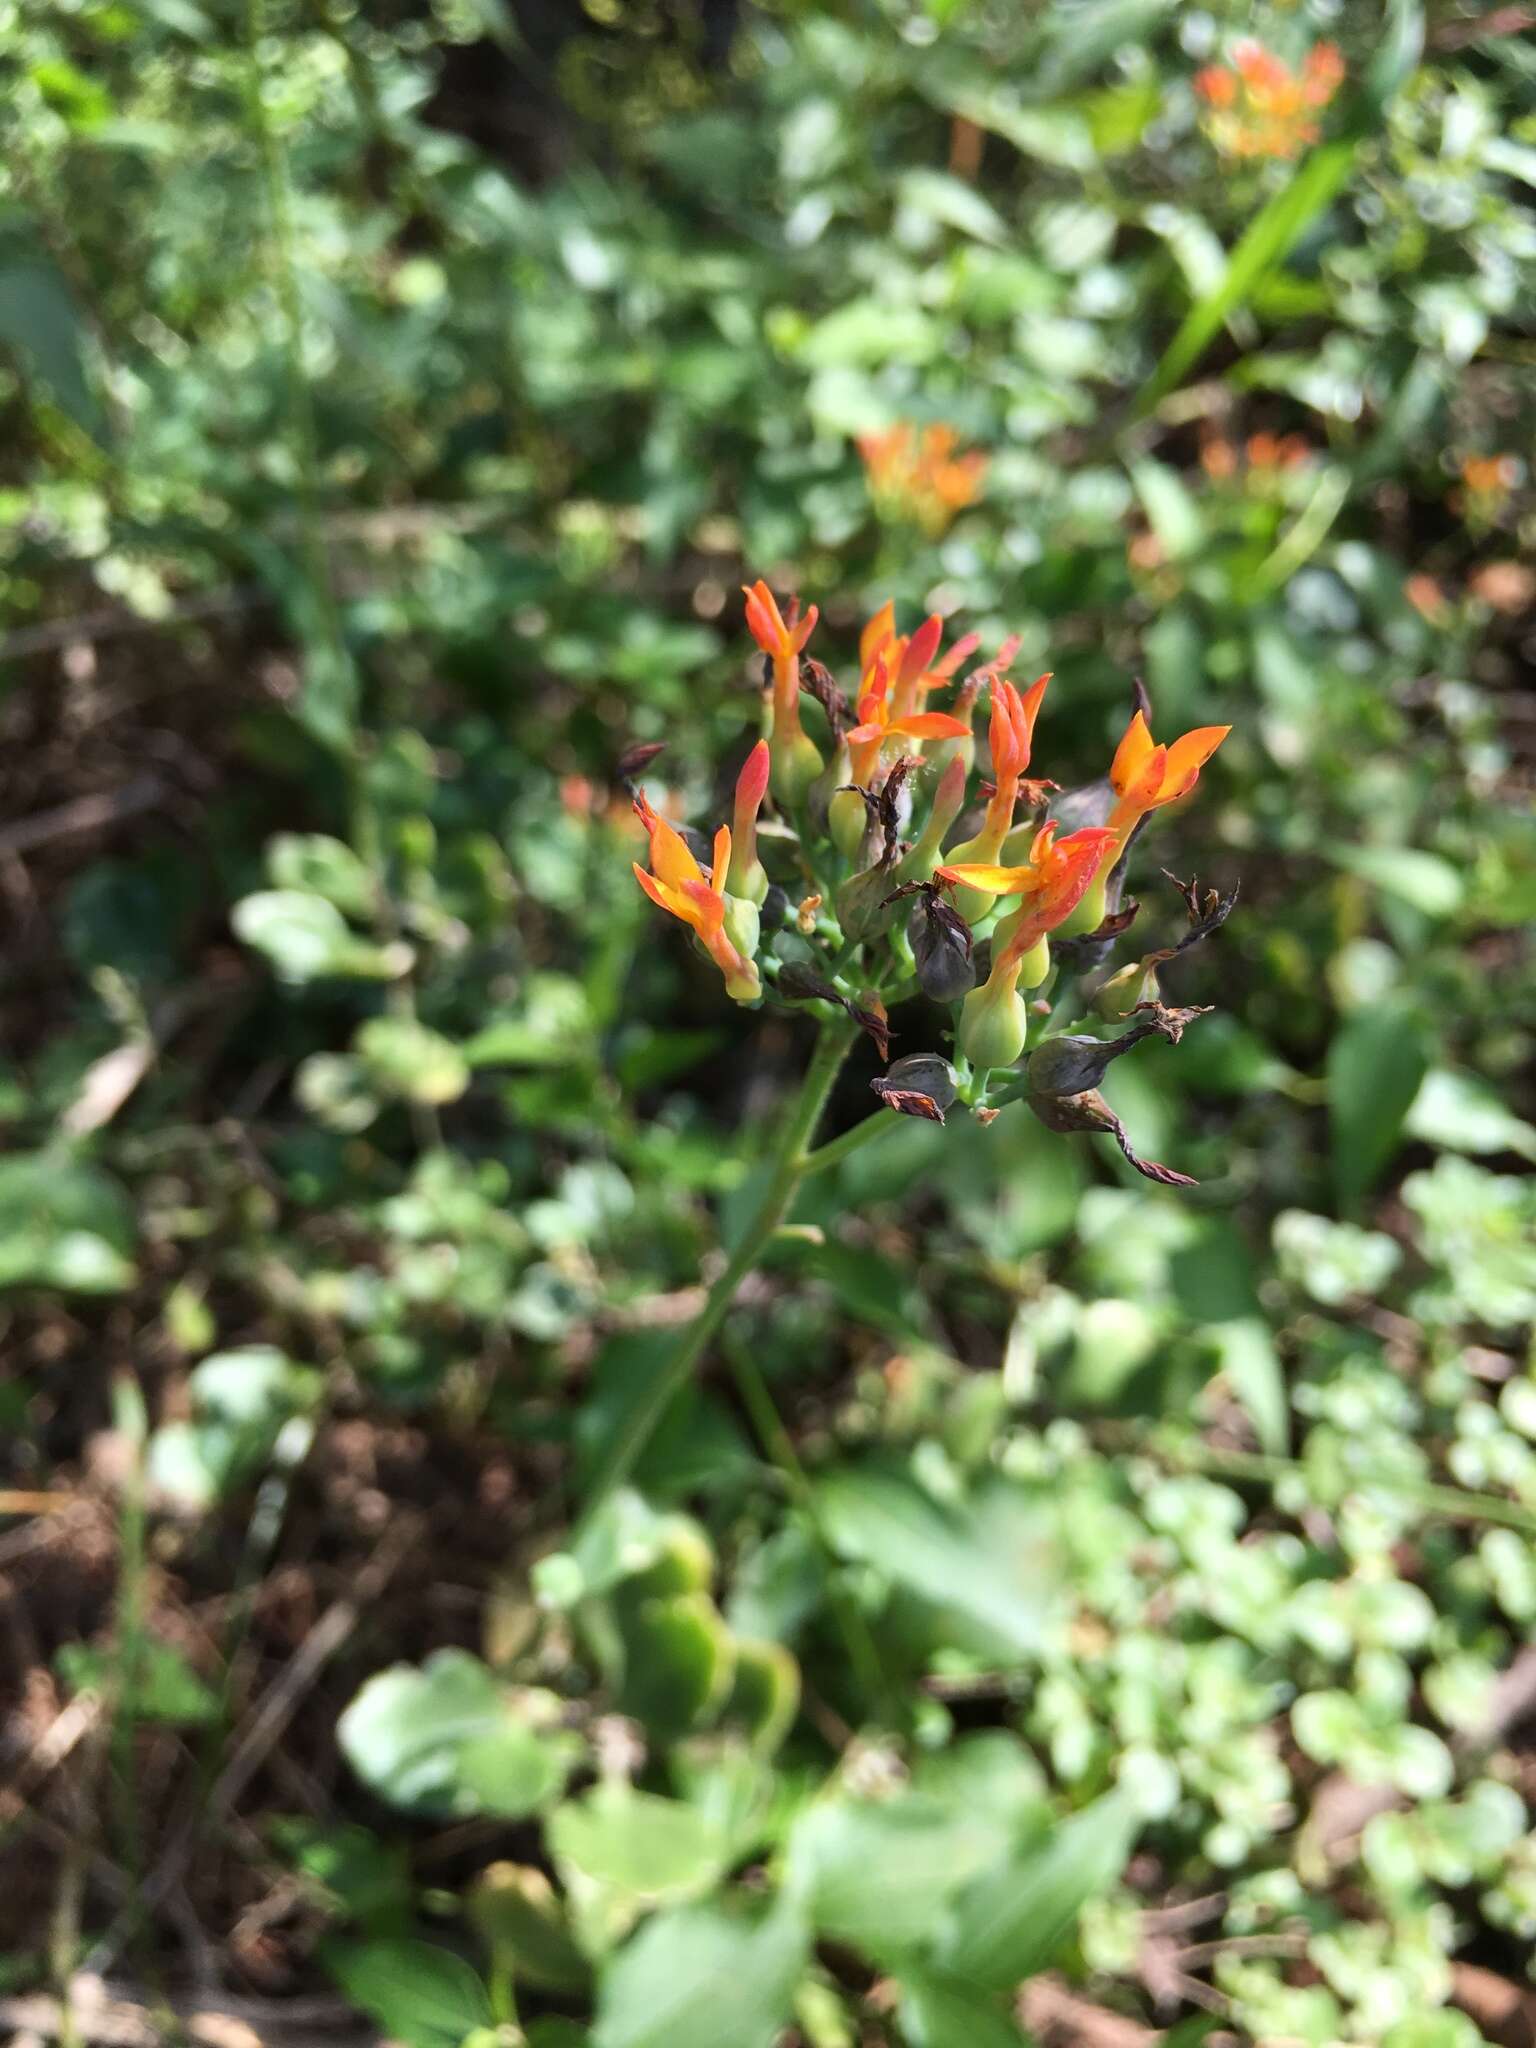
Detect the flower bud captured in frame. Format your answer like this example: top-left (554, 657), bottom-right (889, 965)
top-left (806, 737), bottom-right (850, 838)
top-left (770, 727), bottom-right (824, 807)
top-left (989, 905), bottom-right (1051, 990)
top-left (957, 979), bottom-right (1028, 1069)
top-left (937, 826), bottom-right (1000, 925)
top-left (897, 754), bottom-right (968, 885)
top-left (721, 894), bottom-right (761, 965)
top-left (829, 785), bottom-right (869, 861)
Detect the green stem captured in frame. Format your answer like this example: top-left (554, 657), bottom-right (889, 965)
top-left (723, 1330), bottom-right (900, 1727)
top-left (797, 1106), bottom-right (898, 1178)
top-left (575, 1017), bottom-right (858, 1534)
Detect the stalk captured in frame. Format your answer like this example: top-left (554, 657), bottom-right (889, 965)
top-left (575, 1017), bottom-right (857, 1533)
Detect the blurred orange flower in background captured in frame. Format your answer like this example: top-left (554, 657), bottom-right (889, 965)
top-left (1195, 39), bottom-right (1344, 159)
top-left (858, 423), bottom-right (988, 537)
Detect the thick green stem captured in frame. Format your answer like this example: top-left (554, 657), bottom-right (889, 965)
top-left (575, 1017), bottom-right (858, 1533)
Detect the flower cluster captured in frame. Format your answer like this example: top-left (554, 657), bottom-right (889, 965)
top-left (1194, 40), bottom-right (1344, 160)
top-left (632, 584), bottom-right (1233, 1183)
top-left (858, 423), bottom-right (988, 537)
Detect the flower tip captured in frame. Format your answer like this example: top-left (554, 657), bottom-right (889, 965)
top-left (737, 738), bottom-right (771, 808)
top-left (899, 612), bottom-right (944, 686)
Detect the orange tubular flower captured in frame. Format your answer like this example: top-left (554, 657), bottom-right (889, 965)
top-left (939, 673), bottom-right (1050, 919)
top-left (829, 628), bottom-right (970, 859)
top-left (1107, 710), bottom-right (1231, 848)
top-left (632, 792), bottom-right (761, 1005)
top-left (846, 617), bottom-right (970, 765)
top-left (1195, 38), bottom-right (1343, 159)
top-left (860, 424), bottom-right (989, 537)
top-left (1052, 709), bottom-right (1231, 942)
top-left (743, 579), bottom-right (823, 805)
top-left (728, 739), bottom-right (771, 905)
top-left (947, 822), bottom-right (1118, 1069)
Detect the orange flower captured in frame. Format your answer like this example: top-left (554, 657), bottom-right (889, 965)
top-left (949, 822), bottom-right (1118, 1068)
top-left (1109, 710), bottom-right (1231, 845)
top-left (861, 602), bottom-right (982, 722)
top-left (742, 579), bottom-right (823, 804)
top-left (938, 674), bottom-right (1051, 918)
top-left (1460, 453), bottom-right (1520, 499)
top-left (632, 791), bottom-right (761, 1004)
top-left (859, 423), bottom-right (988, 537)
top-left (846, 616), bottom-right (970, 779)
top-left (1196, 39), bottom-right (1343, 159)
top-left (942, 820), bottom-right (1116, 948)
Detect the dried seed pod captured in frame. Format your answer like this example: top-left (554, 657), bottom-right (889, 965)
top-left (907, 893), bottom-right (975, 1002)
top-left (878, 1053), bottom-right (959, 1110)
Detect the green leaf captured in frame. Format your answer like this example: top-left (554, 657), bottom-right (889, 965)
top-left (1328, 1003), bottom-right (1431, 1206)
top-left (1210, 1318), bottom-right (1288, 1455)
top-left (338, 1650), bottom-right (576, 1819)
top-left (549, 1783), bottom-right (730, 1905)
top-left (325, 1938), bottom-right (494, 2048)
top-left (614, 1591), bottom-right (736, 1738)
top-left (147, 1346), bottom-right (320, 1509)
top-left (899, 1969), bottom-right (1032, 2048)
top-left (896, 170), bottom-right (1006, 245)
top-left (231, 890), bottom-right (410, 985)
top-left (591, 1898), bottom-right (809, 2048)
top-left (266, 832), bottom-right (377, 919)
top-left (56, 1639), bottom-right (219, 1726)
top-left (1129, 458), bottom-right (1204, 559)
top-left (468, 1863), bottom-right (591, 1992)
top-left (937, 1791), bottom-right (1138, 1992)
top-left (1406, 1069), bottom-right (1536, 1163)
top-left (0, 1152), bottom-right (135, 1294)
top-left (722, 1638), bottom-right (800, 1751)
top-left (1334, 846), bottom-right (1465, 917)
top-left (786, 1794), bottom-right (1017, 1964)
top-left (0, 240), bottom-right (104, 438)
top-left (355, 1017), bottom-right (471, 1107)
top-left (815, 1465), bottom-right (1059, 1657)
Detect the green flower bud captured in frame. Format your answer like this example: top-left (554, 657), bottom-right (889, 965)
top-left (829, 785), bottom-right (869, 861)
top-left (957, 980), bottom-right (1028, 1069)
top-left (770, 728), bottom-right (824, 807)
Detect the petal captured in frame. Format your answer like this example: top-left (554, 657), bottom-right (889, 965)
top-left (846, 721), bottom-right (886, 747)
top-left (1159, 724), bottom-right (1231, 800)
top-left (742, 580), bottom-right (786, 656)
top-left (647, 810), bottom-right (703, 889)
top-left (680, 877), bottom-right (724, 931)
top-left (634, 863), bottom-right (700, 930)
top-left (860, 600), bottom-right (897, 673)
top-left (710, 824), bottom-right (732, 887)
top-left (735, 738), bottom-right (771, 814)
top-left (790, 602), bottom-right (820, 653)
top-left (891, 712), bottom-right (972, 740)
top-left (897, 613), bottom-right (944, 688)
top-left (931, 630), bottom-right (980, 681)
top-left (1110, 709), bottom-right (1155, 795)
top-left (937, 862), bottom-right (1041, 895)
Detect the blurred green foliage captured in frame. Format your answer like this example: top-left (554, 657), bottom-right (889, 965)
top-left (2, 0), bottom-right (1535, 2043)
